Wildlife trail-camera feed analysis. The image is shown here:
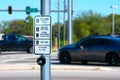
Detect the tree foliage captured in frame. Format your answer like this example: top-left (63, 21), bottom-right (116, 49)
top-left (2, 16), bottom-right (33, 35)
top-left (52, 10), bottom-right (120, 47)
top-left (2, 10), bottom-right (120, 47)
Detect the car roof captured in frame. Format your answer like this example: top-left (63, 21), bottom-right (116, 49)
top-left (88, 35), bottom-right (120, 41)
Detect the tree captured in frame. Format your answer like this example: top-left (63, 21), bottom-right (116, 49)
top-left (25, 16), bottom-right (33, 35)
top-left (73, 18), bottom-right (90, 42)
top-left (2, 20), bottom-right (26, 34)
top-left (52, 22), bottom-right (63, 47)
top-left (113, 14), bottom-right (120, 34)
top-left (2, 16), bottom-right (33, 35)
top-left (72, 10), bottom-right (115, 42)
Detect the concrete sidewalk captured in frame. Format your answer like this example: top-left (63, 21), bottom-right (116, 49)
top-left (0, 64), bottom-right (119, 72)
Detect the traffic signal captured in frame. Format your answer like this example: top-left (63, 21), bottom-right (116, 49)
top-left (8, 6), bottom-right (12, 14)
top-left (26, 6), bottom-right (30, 15)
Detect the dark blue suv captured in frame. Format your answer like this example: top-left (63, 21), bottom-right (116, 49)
top-left (59, 35), bottom-right (120, 66)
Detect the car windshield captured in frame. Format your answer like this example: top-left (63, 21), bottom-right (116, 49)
top-left (18, 35), bottom-right (26, 41)
top-left (75, 37), bottom-right (88, 46)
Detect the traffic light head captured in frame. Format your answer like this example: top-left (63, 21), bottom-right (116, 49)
top-left (8, 6), bottom-right (12, 14)
top-left (26, 6), bottom-right (30, 15)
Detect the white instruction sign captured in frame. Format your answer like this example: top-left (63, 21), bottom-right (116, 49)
top-left (34, 16), bottom-right (51, 55)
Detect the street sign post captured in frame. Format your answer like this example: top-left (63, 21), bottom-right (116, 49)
top-left (34, 0), bottom-right (51, 80)
top-left (34, 16), bottom-right (51, 55)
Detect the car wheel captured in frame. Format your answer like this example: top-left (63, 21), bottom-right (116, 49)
top-left (27, 46), bottom-right (33, 53)
top-left (59, 52), bottom-right (71, 64)
top-left (107, 54), bottom-right (119, 66)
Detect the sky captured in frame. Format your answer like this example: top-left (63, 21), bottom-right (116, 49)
top-left (0, 0), bottom-right (120, 24)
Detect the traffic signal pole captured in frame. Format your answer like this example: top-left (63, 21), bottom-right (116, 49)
top-left (68, 0), bottom-right (73, 44)
top-left (40, 0), bottom-right (51, 80)
top-left (40, 55), bottom-right (51, 80)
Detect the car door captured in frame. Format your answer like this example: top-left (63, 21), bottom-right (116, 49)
top-left (78, 39), bottom-right (98, 61)
top-left (3, 35), bottom-right (19, 51)
top-left (17, 36), bottom-right (28, 50)
top-left (91, 39), bottom-right (111, 61)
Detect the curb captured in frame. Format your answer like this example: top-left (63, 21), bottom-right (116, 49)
top-left (0, 64), bottom-right (119, 72)
top-left (0, 64), bottom-right (39, 71)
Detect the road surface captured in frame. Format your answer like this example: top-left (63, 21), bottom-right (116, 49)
top-left (0, 70), bottom-right (120, 80)
top-left (0, 51), bottom-right (120, 71)
top-left (0, 52), bottom-right (120, 80)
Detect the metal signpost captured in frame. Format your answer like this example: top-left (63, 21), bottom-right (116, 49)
top-left (34, 0), bottom-right (51, 80)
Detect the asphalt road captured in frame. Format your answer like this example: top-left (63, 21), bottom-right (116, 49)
top-left (0, 70), bottom-right (120, 80)
top-left (0, 51), bottom-right (57, 64)
top-left (0, 51), bottom-right (120, 71)
top-left (0, 51), bottom-right (120, 80)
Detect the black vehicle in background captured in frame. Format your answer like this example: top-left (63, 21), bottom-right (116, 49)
top-left (58, 35), bottom-right (120, 66)
top-left (0, 34), bottom-right (33, 54)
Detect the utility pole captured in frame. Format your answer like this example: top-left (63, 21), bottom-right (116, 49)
top-left (41, 0), bottom-right (51, 79)
top-left (58, 0), bottom-right (60, 49)
top-left (63, 0), bottom-right (66, 45)
top-left (110, 5), bottom-right (118, 35)
top-left (68, 0), bottom-right (73, 44)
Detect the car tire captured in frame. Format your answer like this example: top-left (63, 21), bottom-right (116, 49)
top-left (107, 54), bottom-right (119, 66)
top-left (59, 52), bottom-right (71, 64)
top-left (27, 46), bottom-right (33, 53)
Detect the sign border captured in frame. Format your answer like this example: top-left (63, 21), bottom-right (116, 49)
top-left (33, 15), bottom-right (51, 55)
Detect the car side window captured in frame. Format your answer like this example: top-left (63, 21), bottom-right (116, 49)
top-left (96, 39), bottom-right (110, 47)
top-left (7, 35), bottom-right (17, 41)
top-left (80, 39), bottom-right (97, 48)
top-left (18, 36), bottom-right (26, 42)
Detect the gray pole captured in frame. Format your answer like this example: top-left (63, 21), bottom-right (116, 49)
top-left (111, 5), bottom-right (118, 35)
top-left (112, 8), bottom-right (115, 35)
top-left (58, 0), bottom-right (60, 49)
top-left (63, 0), bottom-right (66, 45)
top-left (40, 0), bottom-right (51, 80)
top-left (41, 0), bottom-right (50, 16)
top-left (68, 0), bottom-right (72, 44)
